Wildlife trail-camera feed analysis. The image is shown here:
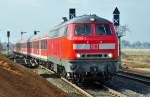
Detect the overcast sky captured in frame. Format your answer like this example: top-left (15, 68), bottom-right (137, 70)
top-left (0, 0), bottom-right (150, 43)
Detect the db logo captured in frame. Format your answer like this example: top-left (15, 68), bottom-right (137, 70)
top-left (90, 44), bottom-right (99, 49)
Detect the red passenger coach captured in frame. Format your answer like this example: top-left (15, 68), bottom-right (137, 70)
top-left (30, 35), bottom-right (49, 60)
top-left (14, 15), bottom-right (119, 82)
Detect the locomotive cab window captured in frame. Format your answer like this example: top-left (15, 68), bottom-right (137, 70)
top-left (75, 24), bottom-right (91, 35)
top-left (95, 24), bottom-right (112, 35)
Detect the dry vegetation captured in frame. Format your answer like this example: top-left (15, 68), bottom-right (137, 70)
top-left (122, 49), bottom-right (150, 69)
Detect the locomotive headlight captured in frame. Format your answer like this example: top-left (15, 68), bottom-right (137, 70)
top-left (108, 53), bottom-right (113, 58)
top-left (76, 53), bottom-right (81, 58)
top-left (90, 17), bottom-right (95, 22)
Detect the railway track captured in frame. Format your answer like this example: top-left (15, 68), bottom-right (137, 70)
top-left (81, 83), bottom-right (127, 97)
top-left (117, 70), bottom-right (150, 86)
top-left (39, 65), bottom-right (127, 97)
top-left (39, 65), bottom-right (92, 97)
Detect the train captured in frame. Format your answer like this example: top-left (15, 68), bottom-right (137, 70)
top-left (13, 14), bottom-right (119, 82)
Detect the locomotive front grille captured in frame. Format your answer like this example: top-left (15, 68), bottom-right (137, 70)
top-left (79, 53), bottom-right (112, 59)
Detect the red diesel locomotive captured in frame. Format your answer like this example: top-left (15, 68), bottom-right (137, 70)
top-left (14, 15), bottom-right (119, 82)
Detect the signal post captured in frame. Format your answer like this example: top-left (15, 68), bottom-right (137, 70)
top-left (7, 31), bottom-right (10, 55)
top-left (113, 7), bottom-right (122, 67)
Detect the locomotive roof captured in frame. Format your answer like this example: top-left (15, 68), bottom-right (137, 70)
top-left (53, 15), bottom-right (111, 29)
top-left (67, 15), bottom-right (110, 23)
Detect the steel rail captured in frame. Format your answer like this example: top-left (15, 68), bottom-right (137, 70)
top-left (117, 71), bottom-right (150, 85)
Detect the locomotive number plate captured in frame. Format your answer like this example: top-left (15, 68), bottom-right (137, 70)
top-left (90, 44), bottom-right (99, 49)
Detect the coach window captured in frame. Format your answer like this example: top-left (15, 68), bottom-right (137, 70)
top-left (30, 42), bottom-right (33, 48)
top-left (33, 42), bottom-right (35, 48)
top-left (33, 42), bottom-right (38, 49)
top-left (23, 43), bottom-right (24, 48)
top-left (18, 43), bottom-right (21, 49)
top-left (21, 43), bottom-right (23, 48)
top-left (24, 43), bottom-right (27, 48)
top-left (41, 40), bottom-right (44, 49)
top-left (36, 41), bottom-right (39, 49)
top-left (75, 24), bottom-right (91, 35)
top-left (45, 40), bottom-right (47, 49)
top-left (41, 40), bottom-right (43, 49)
top-left (29, 42), bottom-right (32, 48)
top-left (95, 24), bottom-right (112, 35)
top-left (41, 40), bottom-right (47, 49)
top-left (20, 43), bottom-right (22, 48)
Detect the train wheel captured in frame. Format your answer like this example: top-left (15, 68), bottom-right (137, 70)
top-left (61, 67), bottom-right (67, 78)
